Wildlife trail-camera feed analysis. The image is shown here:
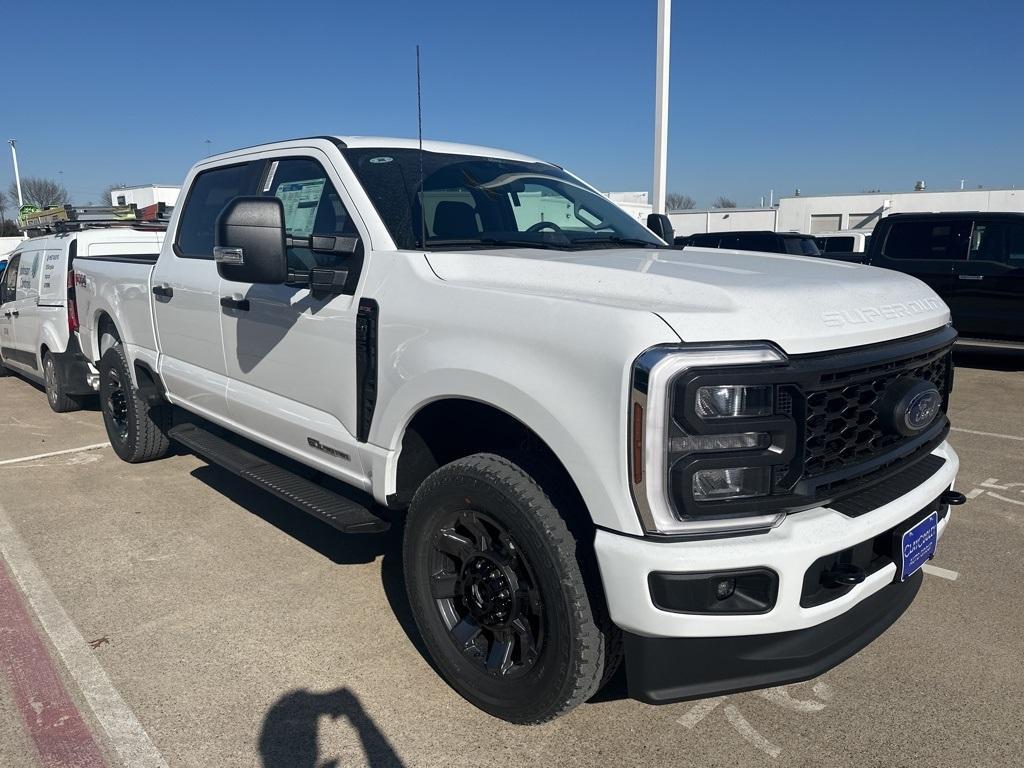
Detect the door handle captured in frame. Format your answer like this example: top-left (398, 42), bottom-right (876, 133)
top-left (220, 296), bottom-right (250, 312)
top-left (152, 284), bottom-right (174, 298)
top-left (9, 310), bottom-right (18, 317)
top-left (958, 274), bottom-right (984, 281)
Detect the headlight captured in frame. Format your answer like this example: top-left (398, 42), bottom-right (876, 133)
top-left (629, 344), bottom-right (791, 536)
top-left (695, 385), bottom-right (773, 419)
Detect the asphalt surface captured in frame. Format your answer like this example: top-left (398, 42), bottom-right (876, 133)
top-left (1, 350), bottom-right (1023, 768)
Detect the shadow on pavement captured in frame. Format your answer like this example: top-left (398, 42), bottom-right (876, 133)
top-left (259, 687), bottom-right (405, 768)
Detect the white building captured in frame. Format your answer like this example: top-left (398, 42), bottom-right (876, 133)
top-left (668, 187), bottom-right (1024, 236)
top-left (109, 185), bottom-right (180, 208)
top-left (602, 191), bottom-right (653, 224)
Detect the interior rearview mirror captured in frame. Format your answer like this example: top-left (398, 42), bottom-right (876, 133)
top-left (646, 213), bottom-right (674, 244)
top-left (215, 197), bottom-right (288, 283)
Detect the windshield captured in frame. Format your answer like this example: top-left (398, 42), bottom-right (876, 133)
top-left (343, 148), bottom-right (663, 251)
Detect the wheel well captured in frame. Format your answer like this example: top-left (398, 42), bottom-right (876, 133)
top-left (96, 314), bottom-right (120, 358)
top-left (394, 399), bottom-right (586, 517)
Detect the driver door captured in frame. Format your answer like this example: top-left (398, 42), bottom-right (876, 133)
top-left (219, 152), bottom-right (369, 482)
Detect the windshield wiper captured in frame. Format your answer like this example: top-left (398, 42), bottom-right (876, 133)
top-left (422, 238), bottom-right (571, 251)
top-left (568, 236), bottom-right (661, 249)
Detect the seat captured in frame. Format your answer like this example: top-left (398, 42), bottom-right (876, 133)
top-left (432, 201), bottom-right (479, 239)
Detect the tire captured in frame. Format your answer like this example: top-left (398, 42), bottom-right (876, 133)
top-left (403, 453), bottom-right (609, 723)
top-left (43, 352), bottom-right (83, 413)
top-left (0, 359), bottom-right (8, 377)
top-left (98, 344), bottom-right (171, 463)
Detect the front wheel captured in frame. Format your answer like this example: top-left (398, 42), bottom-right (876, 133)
top-left (403, 453), bottom-right (610, 723)
top-left (43, 352), bottom-right (83, 413)
top-left (98, 344), bottom-right (171, 463)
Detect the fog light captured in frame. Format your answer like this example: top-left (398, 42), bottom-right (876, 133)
top-left (692, 466), bottom-right (770, 500)
top-left (715, 578), bottom-right (736, 600)
top-left (695, 385), bottom-right (772, 419)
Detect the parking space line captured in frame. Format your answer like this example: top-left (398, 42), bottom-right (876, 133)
top-left (950, 427), bottom-right (1024, 442)
top-left (0, 501), bottom-right (168, 768)
top-left (922, 564), bottom-right (959, 581)
top-left (723, 704), bottom-right (782, 758)
top-left (0, 443), bottom-right (111, 467)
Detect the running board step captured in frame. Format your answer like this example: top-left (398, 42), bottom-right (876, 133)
top-left (168, 423), bottom-right (389, 534)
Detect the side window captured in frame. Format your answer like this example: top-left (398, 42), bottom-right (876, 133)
top-left (883, 221), bottom-right (970, 260)
top-left (1007, 224), bottom-right (1024, 264)
top-left (968, 222), bottom-right (1005, 263)
top-left (258, 158), bottom-right (359, 270)
top-left (1, 255), bottom-right (21, 305)
top-left (175, 163), bottom-right (256, 259)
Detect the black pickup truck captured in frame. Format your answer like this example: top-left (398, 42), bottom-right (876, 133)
top-left (820, 212), bottom-right (1024, 349)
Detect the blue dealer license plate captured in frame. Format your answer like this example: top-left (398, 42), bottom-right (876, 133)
top-left (899, 512), bottom-right (938, 581)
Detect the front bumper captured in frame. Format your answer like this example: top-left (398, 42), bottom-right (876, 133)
top-left (595, 441), bottom-right (958, 702)
top-left (624, 570), bottom-right (922, 703)
top-left (596, 441), bottom-right (957, 638)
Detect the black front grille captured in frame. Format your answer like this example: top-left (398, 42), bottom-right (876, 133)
top-left (789, 345), bottom-right (951, 481)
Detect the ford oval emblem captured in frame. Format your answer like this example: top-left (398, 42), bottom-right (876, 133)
top-left (878, 378), bottom-right (944, 437)
top-left (903, 388), bottom-right (941, 433)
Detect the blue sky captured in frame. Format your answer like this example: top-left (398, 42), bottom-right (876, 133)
top-left (2, 0), bottom-right (1022, 208)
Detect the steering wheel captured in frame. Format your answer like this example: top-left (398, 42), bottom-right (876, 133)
top-left (526, 221), bottom-right (564, 234)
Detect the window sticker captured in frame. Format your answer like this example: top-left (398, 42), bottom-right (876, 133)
top-left (263, 160), bottom-right (280, 193)
top-left (275, 178), bottom-right (326, 237)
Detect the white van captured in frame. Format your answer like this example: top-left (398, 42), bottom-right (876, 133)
top-left (0, 227), bottom-right (164, 411)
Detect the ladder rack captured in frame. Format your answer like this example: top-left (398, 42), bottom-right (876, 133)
top-left (18, 204), bottom-right (172, 235)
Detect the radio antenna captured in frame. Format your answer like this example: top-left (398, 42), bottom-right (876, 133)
top-left (416, 45), bottom-right (426, 249)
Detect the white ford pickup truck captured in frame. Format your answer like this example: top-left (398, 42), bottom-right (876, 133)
top-left (74, 136), bottom-right (964, 723)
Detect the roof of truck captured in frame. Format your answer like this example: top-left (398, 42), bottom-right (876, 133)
top-left (205, 135), bottom-right (549, 166)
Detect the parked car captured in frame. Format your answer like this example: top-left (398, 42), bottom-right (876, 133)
top-left (814, 230), bottom-right (871, 257)
top-left (818, 212), bottom-right (1024, 349)
top-left (683, 230), bottom-right (822, 256)
top-left (73, 135), bottom-right (961, 723)
top-left (0, 226), bottom-right (164, 410)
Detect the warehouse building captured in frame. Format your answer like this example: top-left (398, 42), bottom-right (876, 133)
top-left (669, 187), bottom-right (1024, 236)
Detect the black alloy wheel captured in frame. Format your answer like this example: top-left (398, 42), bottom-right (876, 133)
top-left (403, 453), bottom-right (611, 723)
top-left (104, 365), bottom-right (130, 441)
top-left (429, 509), bottom-right (544, 678)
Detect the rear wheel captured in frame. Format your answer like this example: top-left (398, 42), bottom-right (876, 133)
top-left (98, 344), bottom-right (171, 463)
top-left (43, 352), bottom-right (83, 413)
top-left (403, 453), bottom-right (609, 723)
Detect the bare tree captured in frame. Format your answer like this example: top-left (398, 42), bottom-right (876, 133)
top-left (7, 177), bottom-right (69, 209)
top-left (666, 193), bottom-right (696, 211)
top-left (712, 196), bottom-right (737, 209)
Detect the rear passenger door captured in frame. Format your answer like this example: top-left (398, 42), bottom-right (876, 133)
top-left (871, 219), bottom-right (968, 303)
top-left (154, 161), bottom-right (262, 420)
top-left (950, 218), bottom-right (1024, 341)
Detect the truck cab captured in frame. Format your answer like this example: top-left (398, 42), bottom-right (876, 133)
top-left (858, 212), bottom-right (1024, 349)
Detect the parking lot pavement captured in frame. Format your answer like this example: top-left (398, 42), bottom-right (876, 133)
top-left (1, 353), bottom-right (1024, 768)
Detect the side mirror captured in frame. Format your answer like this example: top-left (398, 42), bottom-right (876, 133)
top-left (214, 197), bottom-right (288, 283)
top-left (646, 213), bottom-right (674, 244)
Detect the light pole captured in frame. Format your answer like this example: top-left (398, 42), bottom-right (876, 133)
top-left (8, 139), bottom-right (24, 208)
top-left (652, 0), bottom-right (671, 214)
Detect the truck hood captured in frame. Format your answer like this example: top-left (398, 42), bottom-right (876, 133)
top-left (424, 247), bottom-right (951, 354)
